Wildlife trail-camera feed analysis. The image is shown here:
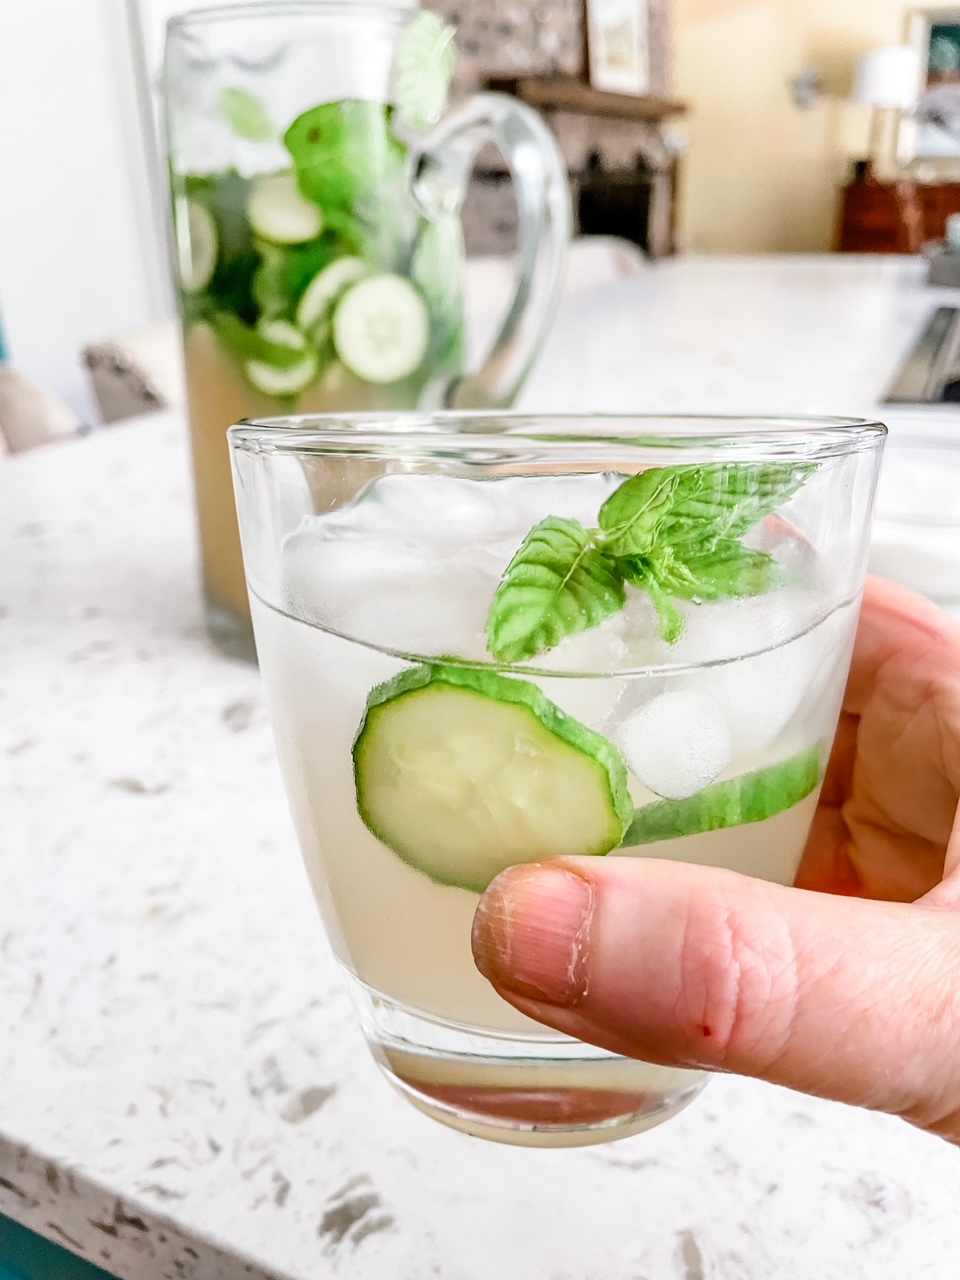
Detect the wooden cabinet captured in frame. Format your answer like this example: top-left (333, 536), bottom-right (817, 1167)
top-left (838, 175), bottom-right (960, 253)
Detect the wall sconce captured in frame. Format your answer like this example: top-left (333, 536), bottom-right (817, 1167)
top-left (790, 67), bottom-right (824, 111)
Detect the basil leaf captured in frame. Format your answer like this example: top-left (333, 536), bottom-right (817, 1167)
top-left (597, 469), bottom-right (679, 558)
top-left (485, 461), bottom-right (817, 661)
top-left (622, 539), bottom-right (783, 603)
top-left (393, 11), bottom-right (458, 131)
top-left (618, 557), bottom-right (684, 643)
top-left (659, 463), bottom-right (814, 548)
top-left (209, 312), bottom-right (309, 370)
top-left (219, 87), bottom-right (275, 143)
top-left (486, 517), bottom-right (625, 664)
top-left (253, 233), bottom-right (341, 319)
top-left (284, 101), bottom-right (406, 213)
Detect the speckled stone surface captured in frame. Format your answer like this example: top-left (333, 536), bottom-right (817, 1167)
top-left (2, 257), bottom-right (960, 1280)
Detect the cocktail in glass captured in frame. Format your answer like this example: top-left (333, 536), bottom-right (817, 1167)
top-left (230, 413), bottom-right (885, 1146)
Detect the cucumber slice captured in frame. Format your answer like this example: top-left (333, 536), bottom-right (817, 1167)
top-left (245, 350), bottom-right (318, 396)
top-left (247, 173), bottom-right (323, 245)
top-left (332, 273), bottom-right (429, 384)
top-left (621, 745), bottom-right (821, 848)
top-left (257, 319), bottom-right (307, 351)
top-left (296, 257), bottom-right (367, 330)
top-left (178, 198), bottom-right (218, 294)
top-left (353, 665), bottom-right (633, 893)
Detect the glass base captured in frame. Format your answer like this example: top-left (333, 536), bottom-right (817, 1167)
top-left (204, 599), bottom-right (258, 663)
top-left (354, 983), bottom-right (707, 1148)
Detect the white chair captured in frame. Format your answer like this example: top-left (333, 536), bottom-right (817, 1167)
top-left (83, 321), bottom-right (186, 423)
top-left (0, 367), bottom-right (79, 455)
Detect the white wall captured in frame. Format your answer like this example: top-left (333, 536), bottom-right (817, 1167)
top-left (0, 0), bottom-right (170, 422)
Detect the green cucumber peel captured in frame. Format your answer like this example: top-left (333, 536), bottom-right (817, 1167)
top-left (621, 745), bottom-right (822, 847)
top-left (486, 461), bottom-right (815, 662)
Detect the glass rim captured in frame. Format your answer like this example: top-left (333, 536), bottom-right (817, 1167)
top-left (228, 411), bottom-right (887, 464)
top-left (167, 0), bottom-right (412, 34)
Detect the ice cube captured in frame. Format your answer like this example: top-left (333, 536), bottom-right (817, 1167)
top-left (668, 590), bottom-right (817, 667)
top-left (365, 474), bottom-right (514, 544)
top-left (692, 606), bottom-right (849, 756)
top-left (281, 529), bottom-right (431, 618)
top-left (497, 473), bottom-right (622, 530)
top-left (616, 689), bottom-right (732, 800)
top-left (533, 611), bottom-right (631, 675)
top-left (341, 553), bottom-right (503, 657)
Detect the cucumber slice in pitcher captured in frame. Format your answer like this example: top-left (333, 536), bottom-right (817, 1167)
top-left (244, 318), bottom-right (317, 394)
top-left (353, 665), bottom-right (633, 893)
top-left (296, 256), bottom-right (367, 330)
top-left (178, 198), bottom-right (218, 294)
top-left (247, 173), bottom-right (323, 245)
top-left (332, 273), bottom-right (429, 383)
top-left (245, 351), bottom-right (318, 396)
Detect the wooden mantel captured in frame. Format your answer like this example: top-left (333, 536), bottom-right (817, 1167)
top-left (485, 76), bottom-right (687, 122)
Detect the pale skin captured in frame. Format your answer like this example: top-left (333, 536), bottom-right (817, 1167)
top-left (471, 576), bottom-right (960, 1144)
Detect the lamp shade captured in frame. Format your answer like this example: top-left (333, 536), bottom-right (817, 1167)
top-left (853, 46), bottom-right (923, 109)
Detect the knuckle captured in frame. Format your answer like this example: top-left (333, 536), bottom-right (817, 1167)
top-left (675, 884), bottom-right (800, 1072)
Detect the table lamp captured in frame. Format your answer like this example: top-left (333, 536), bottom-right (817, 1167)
top-left (853, 45), bottom-right (923, 176)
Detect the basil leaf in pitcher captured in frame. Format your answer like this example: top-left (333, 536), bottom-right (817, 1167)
top-left (253, 233), bottom-right (342, 320)
top-left (284, 100), bottom-right (406, 215)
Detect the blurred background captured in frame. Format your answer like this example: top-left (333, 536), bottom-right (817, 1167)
top-left (0, 0), bottom-right (954, 427)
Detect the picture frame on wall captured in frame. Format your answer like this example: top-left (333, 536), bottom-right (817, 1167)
top-left (899, 8), bottom-right (960, 168)
top-left (583, 0), bottom-right (651, 96)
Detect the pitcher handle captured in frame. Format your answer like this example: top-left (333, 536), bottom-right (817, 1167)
top-left (409, 93), bottom-right (572, 410)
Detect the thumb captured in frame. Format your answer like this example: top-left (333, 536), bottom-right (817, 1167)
top-left (471, 858), bottom-right (960, 1141)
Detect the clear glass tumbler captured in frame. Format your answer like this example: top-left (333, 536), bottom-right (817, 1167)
top-left (164, 2), bottom-right (571, 660)
top-left (230, 413), bottom-right (885, 1146)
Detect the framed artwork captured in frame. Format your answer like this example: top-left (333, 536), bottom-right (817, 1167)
top-left (900, 8), bottom-right (960, 168)
top-left (584, 0), bottom-right (651, 97)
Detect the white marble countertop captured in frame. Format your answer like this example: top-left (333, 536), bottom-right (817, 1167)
top-left (2, 255), bottom-right (960, 1280)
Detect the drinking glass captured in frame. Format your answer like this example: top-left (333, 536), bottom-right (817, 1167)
top-left (163, 2), bottom-right (571, 660)
top-left (230, 413), bottom-right (885, 1146)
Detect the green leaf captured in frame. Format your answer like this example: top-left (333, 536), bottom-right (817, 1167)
top-left (209, 312), bottom-right (309, 370)
top-left (284, 100), bottom-right (406, 214)
top-left (219, 87), bottom-right (275, 142)
top-left (181, 171), bottom-right (260, 323)
top-left (622, 539), bottom-right (783, 604)
top-left (393, 12), bottom-right (458, 131)
top-left (619, 558), bottom-right (685, 643)
top-left (657, 463), bottom-right (814, 549)
top-left (597, 468), bottom-right (680, 558)
top-left (252, 233), bottom-right (341, 319)
top-left (621, 746), bottom-right (821, 846)
top-left (486, 517), bottom-right (625, 664)
top-left (485, 460), bottom-right (816, 662)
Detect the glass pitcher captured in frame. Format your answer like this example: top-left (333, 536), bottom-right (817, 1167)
top-left (163, 1), bottom-right (571, 661)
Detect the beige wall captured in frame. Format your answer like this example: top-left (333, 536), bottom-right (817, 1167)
top-left (673, 0), bottom-right (913, 252)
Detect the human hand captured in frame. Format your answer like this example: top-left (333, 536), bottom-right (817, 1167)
top-left (471, 577), bottom-right (960, 1143)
